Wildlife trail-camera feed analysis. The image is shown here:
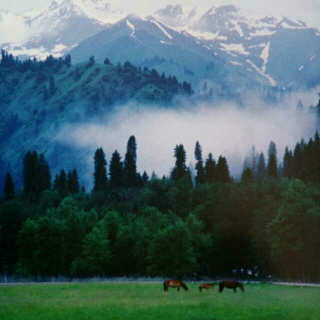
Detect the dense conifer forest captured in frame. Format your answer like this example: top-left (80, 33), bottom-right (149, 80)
top-left (0, 50), bottom-right (193, 192)
top-left (1, 132), bottom-right (320, 281)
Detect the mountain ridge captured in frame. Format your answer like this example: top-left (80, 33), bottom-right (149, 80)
top-left (1, 2), bottom-right (320, 90)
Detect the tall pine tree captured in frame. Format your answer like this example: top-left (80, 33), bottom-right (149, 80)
top-left (171, 144), bottom-right (188, 181)
top-left (4, 172), bottom-right (15, 200)
top-left (256, 152), bottom-right (266, 181)
top-left (194, 141), bottom-right (205, 185)
top-left (215, 156), bottom-right (230, 183)
top-left (93, 148), bottom-right (108, 192)
top-left (124, 136), bottom-right (138, 188)
top-left (109, 150), bottom-right (124, 189)
top-left (205, 153), bottom-right (216, 183)
top-left (267, 141), bottom-right (278, 178)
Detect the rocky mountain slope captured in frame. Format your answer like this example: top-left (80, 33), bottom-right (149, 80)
top-left (1, 2), bottom-right (319, 90)
top-left (155, 4), bottom-right (320, 89)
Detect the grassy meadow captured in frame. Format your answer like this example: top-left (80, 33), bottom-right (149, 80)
top-left (0, 282), bottom-right (319, 320)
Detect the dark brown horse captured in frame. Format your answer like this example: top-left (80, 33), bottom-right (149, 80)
top-left (199, 283), bottom-right (214, 293)
top-left (163, 280), bottom-right (188, 292)
top-left (219, 280), bottom-right (244, 293)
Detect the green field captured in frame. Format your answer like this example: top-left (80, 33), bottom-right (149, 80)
top-left (0, 282), bottom-right (319, 320)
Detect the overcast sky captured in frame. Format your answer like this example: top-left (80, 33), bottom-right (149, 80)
top-left (1, 0), bottom-right (320, 29)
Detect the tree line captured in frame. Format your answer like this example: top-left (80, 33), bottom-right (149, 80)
top-left (1, 133), bottom-right (320, 281)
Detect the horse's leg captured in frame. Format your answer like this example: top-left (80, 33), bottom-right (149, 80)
top-left (199, 287), bottom-right (202, 293)
top-left (234, 288), bottom-right (237, 293)
top-left (178, 287), bottom-right (180, 291)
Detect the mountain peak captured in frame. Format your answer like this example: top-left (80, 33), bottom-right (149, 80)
top-left (154, 4), bottom-right (207, 27)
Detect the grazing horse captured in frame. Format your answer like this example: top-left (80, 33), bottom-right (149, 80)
top-left (199, 283), bottom-right (214, 293)
top-left (219, 280), bottom-right (244, 293)
top-left (163, 280), bottom-right (188, 292)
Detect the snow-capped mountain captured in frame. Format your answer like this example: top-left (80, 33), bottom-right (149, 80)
top-left (155, 4), bottom-right (320, 89)
top-left (1, 0), bottom-right (126, 60)
top-left (154, 5), bottom-right (207, 28)
top-left (69, 14), bottom-right (272, 96)
top-left (1, 2), bottom-right (320, 90)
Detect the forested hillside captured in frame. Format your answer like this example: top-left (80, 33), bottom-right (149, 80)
top-left (0, 51), bottom-right (193, 191)
top-left (1, 133), bottom-right (320, 281)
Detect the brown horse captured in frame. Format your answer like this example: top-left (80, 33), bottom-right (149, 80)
top-left (163, 280), bottom-right (188, 292)
top-left (219, 280), bottom-right (244, 293)
top-left (199, 283), bottom-right (214, 293)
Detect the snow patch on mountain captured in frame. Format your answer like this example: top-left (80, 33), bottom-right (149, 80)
top-left (230, 61), bottom-right (242, 66)
top-left (260, 41), bottom-right (270, 73)
top-left (126, 20), bottom-right (135, 37)
top-left (246, 60), bottom-right (276, 86)
top-left (160, 40), bottom-right (172, 45)
top-left (151, 20), bottom-right (172, 39)
top-left (220, 43), bottom-right (249, 56)
top-left (249, 29), bottom-right (276, 37)
top-left (154, 4), bottom-right (208, 27)
top-left (71, 0), bottom-right (125, 24)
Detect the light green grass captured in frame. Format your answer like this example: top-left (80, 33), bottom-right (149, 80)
top-left (0, 282), bottom-right (319, 320)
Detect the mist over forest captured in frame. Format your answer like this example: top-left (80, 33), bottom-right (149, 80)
top-left (57, 91), bottom-right (319, 184)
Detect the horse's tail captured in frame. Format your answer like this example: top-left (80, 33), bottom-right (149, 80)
top-left (182, 282), bottom-right (188, 291)
top-left (163, 281), bottom-right (167, 292)
top-left (219, 281), bottom-right (224, 293)
top-left (239, 282), bottom-right (245, 292)
top-left (199, 286), bottom-right (202, 293)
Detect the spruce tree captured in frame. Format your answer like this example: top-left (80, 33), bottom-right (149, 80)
top-left (65, 54), bottom-right (71, 67)
top-left (71, 169), bottom-right (80, 194)
top-left (4, 172), bottom-right (15, 200)
top-left (256, 152), bottom-right (266, 181)
top-left (93, 148), bottom-right (108, 192)
top-left (38, 154), bottom-right (51, 193)
top-left (215, 156), bottom-right (230, 183)
top-left (194, 141), bottom-right (205, 185)
top-left (124, 136), bottom-right (138, 188)
top-left (293, 143), bottom-right (303, 178)
top-left (205, 153), bottom-right (216, 183)
top-left (171, 144), bottom-right (188, 181)
top-left (241, 167), bottom-right (253, 183)
top-left (54, 170), bottom-right (68, 196)
top-left (268, 154), bottom-right (278, 178)
top-left (23, 151), bottom-right (38, 195)
top-left (283, 147), bottom-right (293, 178)
top-left (67, 169), bottom-right (80, 194)
top-left (267, 141), bottom-right (278, 178)
top-left (142, 171), bottom-right (149, 184)
top-left (109, 150), bottom-right (123, 189)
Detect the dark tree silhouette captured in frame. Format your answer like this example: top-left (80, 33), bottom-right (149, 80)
top-left (4, 172), bottom-right (15, 200)
top-left (109, 150), bottom-right (124, 189)
top-left (205, 153), bottom-right (216, 183)
top-left (93, 148), bottom-right (108, 192)
top-left (194, 141), bottom-right (205, 185)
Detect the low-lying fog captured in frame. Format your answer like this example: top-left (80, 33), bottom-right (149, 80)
top-left (57, 93), bottom-right (319, 180)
